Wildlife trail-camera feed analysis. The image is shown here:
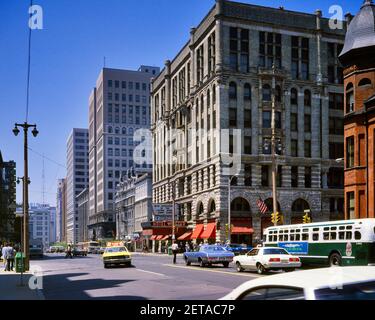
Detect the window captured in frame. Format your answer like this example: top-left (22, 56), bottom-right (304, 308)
top-left (304, 114), bottom-right (311, 132)
top-left (313, 233), bottom-right (319, 241)
top-left (346, 83), bottom-right (354, 113)
top-left (244, 83), bottom-right (251, 101)
top-left (244, 136), bottom-right (252, 154)
top-left (329, 93), bottom-right (344, 110)
top-left (291, 113), bottom-right (298, 132)
top-left (275, 112), bottom-right (282, 129)
top-left (347, 192), bottom-right (355, 219)
top-left (263, 111), bottom-right (271, 128)
top-left (329, 143), bottom-right (344, 160)
top-left (346, 136), bottom-right (355, 168)
top-left (262, 84), bottom-right (271, 102)
top-left (229, 108), bottom-right (237, 127)
top-left (304, 140), bottom-right (311, 158)
top-left (229, 82), bottom-right (237, 100)
top-left (305, 167), bottom-right (312, 188)
top-left (329, 117), bottom-right (344, 135)
top-left (355, 231), bottom-right (361, 240)
top-left (259, 31), bottom-right (282, 68)
top-left (291, 37), bottom-right (309, 80)
top-left (261, 166), bottom-right (269, 187)
top-left (229, 27), bottom-right (238, 70)
top-left (359, 78), bottom-right (372, 87)
top-left (291, 140), bottom-right (298, 157)
top-left (244, 164), bottom-right (252, 186)
top-left (244, 110), bottom-right (252, 128)
top-left (108, 80), bottom-right (112, 87)
top-left (304, 90), bottom-right (311, 107)
top-left (291, 88), bottom-right (298, 105)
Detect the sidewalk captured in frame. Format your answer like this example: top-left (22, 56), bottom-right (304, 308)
top-left (0, 271), bottom-right (44, 300)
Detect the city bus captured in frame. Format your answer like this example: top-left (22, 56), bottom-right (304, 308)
top-left (263, 219), bottom-right (375, 267)
top-left (79, 241), bottom-right (100, 254)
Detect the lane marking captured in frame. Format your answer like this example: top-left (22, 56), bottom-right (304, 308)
top-left (162, 264), bottom-right (263, 278)
top-left (136, 268), bottom-right (167, 277)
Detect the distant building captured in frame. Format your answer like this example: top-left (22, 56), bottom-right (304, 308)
top-left (77, 188), bottom-right (89, 242)
top-left (66, 129), bottom-right (89, 244)
top-left (88, 66), bottom-right (160, 241)
top-left (28, 203), bottom-right (55, 249)
top-left (56, 178), bottom-right (67, 242)
top-left (49, 206), bottom-right (56, 244)
top-left (115, 172), bottom-right (153, 250)
top-left (339, 0), bottom-right (375, 219)
top-left (0, 151), bottom-right (17, 242)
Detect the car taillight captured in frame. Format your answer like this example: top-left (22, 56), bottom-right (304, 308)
top-left (269, 258), bottom-right (281, 263)
top-left (289, 257), bottom-right (300, 262)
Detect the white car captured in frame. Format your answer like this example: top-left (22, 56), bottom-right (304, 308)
top-left (221, 266), bottom-right (375, 300)
top-left (233, 247), bottom-right (301, 274)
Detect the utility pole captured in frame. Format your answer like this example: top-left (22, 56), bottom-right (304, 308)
top-left (13, 122), bottom-right (39, 270)
top-left (271, 65), bottom-right (278, 226)
top-left (171, 180), bottom-right (176, 241)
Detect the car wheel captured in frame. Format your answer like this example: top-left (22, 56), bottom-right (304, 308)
top-left (236, 262), bottom-right (244, 272)
top-left (329, 253), bottom-right (342, 267)
top-left (125, 262), bottom-right (131, 267)
top-left (199, 259), bottom-right (206, 268)
top-left (256, 263), bottom-right (266, 275)
top-left (184, 257), bottom-right (191, 266)
top-left (104, 264), bottom-right (109, 269)
top-left (223, 262), bottom-right (229, 268)
top-left (285, 268), bottom-right (295, 273)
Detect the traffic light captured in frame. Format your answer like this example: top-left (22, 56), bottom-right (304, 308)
top-left (271, 212), bottom-right (281, 225)
top-left (303, 213), bottom-right (311, 224)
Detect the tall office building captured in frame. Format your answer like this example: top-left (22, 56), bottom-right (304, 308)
top-left (88, 66), bottom-right (160, 240)
top-left (66, 128), bottom-right (89, 244)
top-left (151, 0), bottom-right (346, 244)
top-left (28, 203), bottom-right (55, 249)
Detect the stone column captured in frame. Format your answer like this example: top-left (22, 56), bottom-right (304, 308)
top-left (282, 166), bottom-right (292, 188)
top-left (298, 167), bottom-right (305, 189)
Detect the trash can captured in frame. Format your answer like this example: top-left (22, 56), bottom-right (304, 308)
top-left (168, 246), bottom-right (173, 256)
top-left (15, 252), bottom-right (26, 273)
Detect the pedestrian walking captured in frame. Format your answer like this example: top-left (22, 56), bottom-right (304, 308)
top-left (1, 244), bottom-right (7, 271)
top-left (65, 245), bottom-right (73, 259)
top-left (171, 241), bottom-right (179, 264)
top-left (5, 244), bottom-right (15, 271)
top-left (185, 243), bottom-right (190, 252)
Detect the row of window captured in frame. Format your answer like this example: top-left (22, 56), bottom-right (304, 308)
top-left (108, 80), bottom-right (149, 91)
top-left (108, 92), bottom-right (148, 103)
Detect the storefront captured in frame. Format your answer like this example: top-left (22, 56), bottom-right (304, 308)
top-left (230, 218), bottom-right (253, 245)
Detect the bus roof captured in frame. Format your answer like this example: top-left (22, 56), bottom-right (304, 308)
top-left (265, 218), bottom-right (375, 232)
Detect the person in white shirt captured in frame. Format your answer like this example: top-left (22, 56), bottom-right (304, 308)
top-left (171, 242), bottom-right (179, 264)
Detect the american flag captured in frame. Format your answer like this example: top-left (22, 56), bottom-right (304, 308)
top-left (257, 198), bottom-right (268, 214)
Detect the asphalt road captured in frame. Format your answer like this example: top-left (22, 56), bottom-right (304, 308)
top-left (32, 253), bottom-right (265, 300)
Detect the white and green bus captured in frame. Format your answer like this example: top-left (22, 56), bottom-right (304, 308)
top-left (263, 219), bottom-right (375, 267)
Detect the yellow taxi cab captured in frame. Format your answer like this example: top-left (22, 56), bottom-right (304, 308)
top-left (102, 242), bottom-right (132, 268)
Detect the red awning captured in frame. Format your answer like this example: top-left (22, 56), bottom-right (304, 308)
top-left (201, 223), bottom-right (216, 239)
top-left (155, 235), bottom-right (164, 241)
top-left (178, 232), bottom-right (192, 241)
top-left (231, 220), bottom-right (254, 234)
top-left (191, 224), bottom-right (204, 239)
top-left (160, 235), bottom-right (170, 241)
top-left (150, 235), bottom-right (157, 241)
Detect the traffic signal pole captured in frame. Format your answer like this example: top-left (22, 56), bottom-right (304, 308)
top-left (271, 65), bottom-right (278, 226)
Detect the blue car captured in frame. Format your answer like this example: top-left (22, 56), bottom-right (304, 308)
top-left (224, 244), bottom-right (253, 256)
top-left (183, 245), bottom-right (235, 268)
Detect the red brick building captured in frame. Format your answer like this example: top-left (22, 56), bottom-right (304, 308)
top-left (339, 0), bottom-right (375, 219)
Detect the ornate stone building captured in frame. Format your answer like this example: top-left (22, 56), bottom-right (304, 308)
top-left (339, 0), bottom-right (375, 219)
top-left (151, 0), bottom-right (347, 244)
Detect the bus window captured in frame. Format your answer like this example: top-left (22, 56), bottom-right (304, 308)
top-left (330, 232), bottom-right (337, 240)
top-left (346, 232), bottom-right (352, 240)
top-left (355, 231), bottom-right (361, 240)
top-left (296, 229), bottom-right (301, 233)
top-left (268, 236), bottom-right (273, 242)
top-left (313, 233), bottom-right (319, 241)
top-left (302, 234), bottom-right (309, 241)
top-left (296, 234), bottom-right (301, 241)
top-left (331, 227), bottom-right (337, 231)
top-left (324, 227), bottom-right (329, 231)
top-left (339, 232), bottom-right (345, 240)
top-left (279, 235), bottom-right (283, 241)
top-left (339, 226), bottom-right (345, 230)
top-left (346, 226), bottom-right (353, 230)
top-left (302, 229), bottom-right (308, 233)
top-left (273, 235), bottom-right (277, 242)
top-left (313, 228), bottom-right (319, 232)
top-left (323, 233), bottom-right (329, 240)
top-left (290, 234), bottom-right (295, 241)
top-left (291, 229), bottom-right (295, 233)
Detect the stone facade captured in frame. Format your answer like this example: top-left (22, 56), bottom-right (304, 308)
top-left (151, 0), bottom-right (346, 245)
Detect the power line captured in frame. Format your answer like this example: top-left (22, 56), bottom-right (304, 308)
top-left (25, 0), bottom-right (33, 122)
top-left (28, 147), bottom-right (66, 169)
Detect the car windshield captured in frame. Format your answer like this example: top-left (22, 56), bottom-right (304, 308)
top-left (315, 281), bottom-right (375, 300)
top-left (105, 247), bottom-right (127, 253)
top-left (263, 248), bottom-right (289, 255)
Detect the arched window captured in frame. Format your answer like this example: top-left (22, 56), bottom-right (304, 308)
top-left (207, 89), bottom-right (211, 108)
top-left (122, 127), bottom-right (127, 135)
top-left (231, 197), bottom-right (250, 212)
top-left (291, 88), bottom-right (298, 105)
top-left (346, 83), bottom-right (354, 113)
top-left (359, 78), bottom-right (372, 87)
top-left (262, 84), bottom-right (271, 102)
top-left (292, 199), bottom-right (310, 213)
top-left (129, 127), bottom-right (134, 135)
top-left (197, 202), bottom-right (204, 217)
top-left (276, 85), bottom-right (282, 102)
top-left (229, 82), bottom-right (237, 100)
top-left (244, 83), bottom-right (252, 101)
top-left (108, 126), bottom-right (113, 134)
top-left (304, 90), bottom-right (311, 107)
top-left (115, 127), bottom-right (120, 134)
top-left (208, 200), bottom-right (216, 214)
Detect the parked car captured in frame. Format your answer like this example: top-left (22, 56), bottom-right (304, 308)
top-left (224, 244), bottom-right (252, 256)
top-left (233, 247), bottom-right (301, 274)
top-left (221, 266), bottom-right (375, 300)
top-left (183, 245), bottom-right (234, 268)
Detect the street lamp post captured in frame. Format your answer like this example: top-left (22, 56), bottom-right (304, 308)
top-left (13, 122), bottom-right (39, 271)
top-left (227, 175), bottom-right (238, 245)
top-left (15, 212), bottom-right (24, 286)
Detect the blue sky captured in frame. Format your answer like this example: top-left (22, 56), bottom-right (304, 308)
top-left (0, 0), bottom-right (364, 206)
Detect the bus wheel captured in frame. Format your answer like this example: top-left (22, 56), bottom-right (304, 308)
top-left (329, 253), bottom-right (342, 267)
